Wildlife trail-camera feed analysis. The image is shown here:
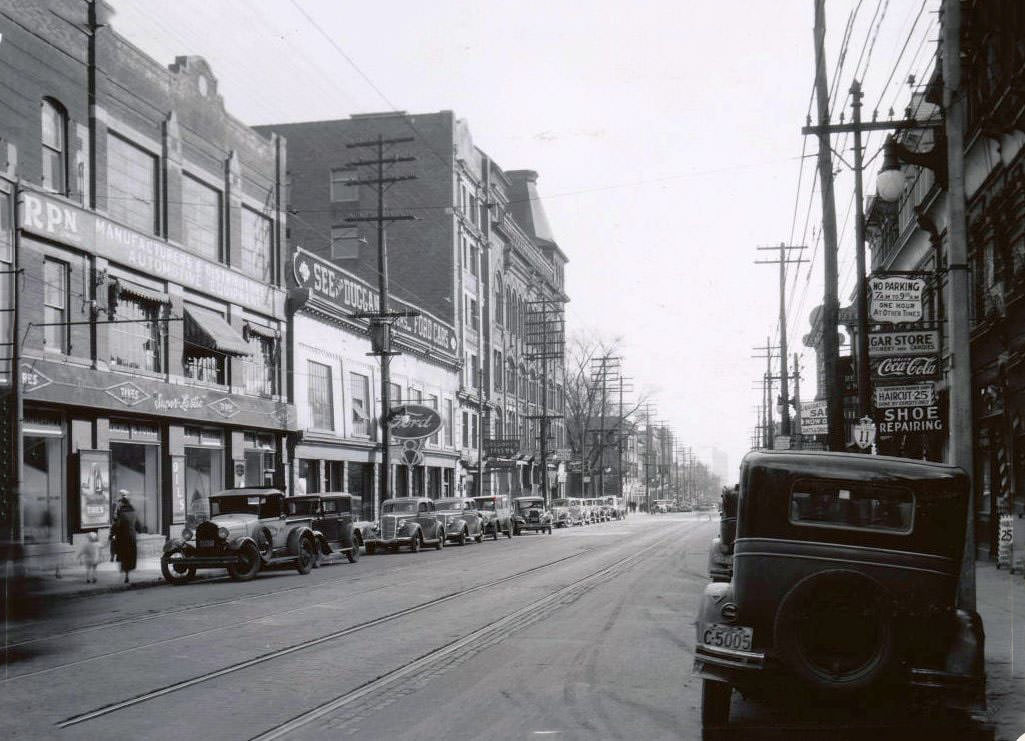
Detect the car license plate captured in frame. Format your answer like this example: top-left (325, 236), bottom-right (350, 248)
top-left (198, 539), bottom-right (214, 548)
top-left (701, 624), bottom-right (753, 651)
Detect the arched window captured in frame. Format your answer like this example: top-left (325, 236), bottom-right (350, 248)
top-left (41, 98), bottom-right (68, 194)
top-left (506, 360), bottom-right (516, 394)
top-left (507, 292), bottom-right (517, 335)
top-left (519, 366), bottom-right (527, 400)
top-left (495, 407), bottom-right (504, 437)
top-left (494, 275), bottom-right (504, 326)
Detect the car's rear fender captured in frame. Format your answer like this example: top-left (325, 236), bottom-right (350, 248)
top-left (695, 580), bottom-right (735, 628)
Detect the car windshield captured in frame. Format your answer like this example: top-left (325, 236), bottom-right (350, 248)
top-left (435, 499), bottom-right (465, 510)
top-left (516, 500), bottom-right (543, 511)
top-left (474, 499), bottom-right (496, 511)
top-left (209, 496), bottom-right (261, 517)
top-left (552, 499), bottom-right (569, 507)
top-left (382, 500), bottom-right (420, 514)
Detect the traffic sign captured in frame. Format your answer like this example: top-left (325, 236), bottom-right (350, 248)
top-left (853, 416), bottom-right (876, 450)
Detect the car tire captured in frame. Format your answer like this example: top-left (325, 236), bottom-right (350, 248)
top-left (160, 552), bottom-right (196, 585)
top-left (366, 543), bottom-right (377, 556)
top-left (435, 530), bottom-right (444, 550)
top-left (457, 529), bottom-right (467, 546)
top-left (773, 569), bottom-right (895, 692)
top-left (311, 539), bottom-right (323, 569)
top-left (347, 536), bottom-right (361, 563)
top-left (475, 529), bottom-right (483, 544)
top-left (505, 524), bottom-right (513, 539)
top-left (295, 536), bottom-right (315, 575)
top-left (255, 528), bottom-right (274, 560)
top-left (491, 523), bottom-right (499, 541)
top-left (701, 679), bottom-right (731, 726)
top-left (513, 523), bottom-right (521, 536)
top-left (228, 542), bottom-right (261, 581)
top-left (410, 532), bottom-right (421, 553)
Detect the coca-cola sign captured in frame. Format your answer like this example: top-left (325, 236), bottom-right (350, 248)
top-left (871, 355), bottom-right (938, 381)
top-left (386, 404), bottom-right (442, 440)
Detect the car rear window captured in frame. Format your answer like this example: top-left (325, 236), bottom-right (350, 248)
top-left (322, 499), bottom-right (337, 514)
top-left (789, 479), bottom-right (914, 534)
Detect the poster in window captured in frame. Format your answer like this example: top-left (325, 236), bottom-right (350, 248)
top-left (78, 450), bottom-right (111, 528)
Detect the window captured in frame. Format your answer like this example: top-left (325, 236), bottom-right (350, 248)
top-left (43, 259), bottom-right (68, 354)
top-left (427, 394), bottom-right (439, 445)
top-left (506, 293), bottom-right (517, 334)
top-left (307, 361), bottom-right (334, 431)
top-left (409, 387), bottom-right (422, 404)
top-left (469, 244), bottom-right (479, 276)
top-left (107, 133), bottom-right (158, 234)
top-left (470, 299), bottom-right (479, 330)
top-left (495, 407), bottom-right (504, 436)
top-left (110, 285), bottom-right (165, 372)
top-left (445, 399), bottom-right (453, 446)
top-left (471, 354), bottom-right (479, 388)
top-left (349, 372), bottom-right (370, 437)
top-left (183, 305), bottom-right (227, 385)
top-left (789, 480), bottom-right (914, 534)
top-left (330, 168), bottom-right (358, 202)
top-left (241, 207), bottom-right (273, 283)
top-left (462, 411), bottom-right (469, 449)
top-left (494, 277), bottom-right (504, 325)
top-left (242, 323), bottom-right (277, 397)
top-left (330, 226), bottom-right (361, 260)
top-left (507, 362), bottom-right (516, 394)
top-left (494, 350), bottom-right (503, 390)
top-left (470, 195), bottom-right (478, 226)
top-left (471, 413), bottom-right (479, 448)
top-left (182, 174), bottom-right (222, 261)
top-left (41, 99), bottom-right (66, 194)
top-left (388, 381), bottom-right (401, 408)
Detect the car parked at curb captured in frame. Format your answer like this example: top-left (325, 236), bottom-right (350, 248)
top-left (369, 497), bottom-right (445, 554)
top-left (434, 497), bottom-right (485, 545)
top-left (472, 494), bottom-right (514, 539)
top-left (160, 489), bottom-right (317, 584)
top-left (550, 497), bottom-right (582, 527)
top-left (293, 494), bottom-right (362, 566)
top-left (707, 485), bottom-right (738, 583)
top-left (693, 451), bottom-right (986, 727)
top-left (512, 496), bottom-right (554, 535)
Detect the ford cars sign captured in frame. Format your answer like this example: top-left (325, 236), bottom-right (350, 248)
top-left (386, 404), bottom-right (442, 439)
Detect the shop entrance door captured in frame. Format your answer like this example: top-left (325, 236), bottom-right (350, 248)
top-left (22, 433), bottom-right (64, 543)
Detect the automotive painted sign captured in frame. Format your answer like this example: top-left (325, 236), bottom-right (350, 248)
top-left (871, 355), bottom-right (939, 381)
top-left (800, 400), bottom-right (828, 436)
top-left (875, 405), bottom-right (944, 434)
top-left (386, 404), bottom-right (442, 439)
top-left (18, 190), bottom-right (283, 316)
top-left (293, 248), bottom-right (457, 360)
top-left (874, 382), bottom-right (935, 409)
top-left (869, 276), bottom-right (926, 323)
top-left (868, 330), bottom-right (939, 357)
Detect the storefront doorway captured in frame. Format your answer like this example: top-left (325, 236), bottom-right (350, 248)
top-left (110, 420), bottom-right (161, 535)
top-left (184, 426), bottom-right (224, 525)
top-left (22, 414), bottom-right (65, 544)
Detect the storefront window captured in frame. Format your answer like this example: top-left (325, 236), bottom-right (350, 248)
top-left (412, 465), bottom-right (425, 497)
top-left (325, 461), bottom-right (344, 491)
top-left (298, 459), bottom-right (320, 494)
top-left (22, 418), bottom-right (65, 543)
top-left (243, 431), bottom-right (276, 487)
top-left (110, 440), bottom-right (160, 535)
top-left (347, 462), bottom-right (374, 520)
top-left (184, 426), bottom-right (223, 525)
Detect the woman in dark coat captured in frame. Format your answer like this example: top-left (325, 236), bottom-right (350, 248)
top-left (111, 492), bottom-right (139, 584)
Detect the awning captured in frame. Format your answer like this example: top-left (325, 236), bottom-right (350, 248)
top-left (244, 321), bottom-right (279, 341)
top-left (184, 304), bottom-right (253, 357)
top-left (118, 280), bottom-right (170, 306)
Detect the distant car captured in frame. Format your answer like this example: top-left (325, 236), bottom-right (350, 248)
top-left (434, 497), bottom-right (485, 545)
top-left (694, 451), bottom-right (986, 727)
top-left (472, 494), bottom-right (514, 539)
top-left (550, 497), bottom-right (582, 527)
top-left (371, 497), bottom-right (445, 553)
top-left (707, 485), bottom-right (738, 583)
top-left (511, 496), bottom-right (554, 535)
top-left (160, 489), bottom-right (317, 583)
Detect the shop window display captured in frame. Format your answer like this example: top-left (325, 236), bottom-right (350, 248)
top-left (110, 442), bottom-right (160, 534)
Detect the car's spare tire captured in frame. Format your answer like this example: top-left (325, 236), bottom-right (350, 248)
top-left (773, 569), bottom-right (894, 692)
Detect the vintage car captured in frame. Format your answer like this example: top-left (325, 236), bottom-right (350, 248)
top-left (603, 496), bottom-right (625, 520)
top-left (293, 494), bottom-right (362, 565)
top-left (511, 496), bottom-right (554, 535)
top-left (693, 451), bottom-right (985, 726)
top-left (369, 497), bottom-right (445, 553)
top-left (160, 488), bottom-right (318, 583)
top-left (580, 498), bottom-right (596, 523)
top-left (472, 494), bottom-right (514, 539)
top-left (551, 497), bottom-right (583, 527)
top-left (434, 497), bottom-right (485, 545)
top-left (706, 485), bottom-right (738, 583)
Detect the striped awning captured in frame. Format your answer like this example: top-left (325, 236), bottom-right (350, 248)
top-left (244, 321), bottom-right (279, 341)
top-left (184, 304), bottom-right (253, 357)
top-left (118, 281), bottom-right (170, 306)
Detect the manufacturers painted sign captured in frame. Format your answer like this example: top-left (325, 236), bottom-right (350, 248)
top-left (868, 330), bottom-right (939, 358)
top-left (18, 190), bottom-right (283, 316)
top-left (874, 382), bottom-right (935, 409)
top-left (869, 276), bottom-right (926, 323)
top-left (871, 355), bottom-right (939, 381)
top-left (293, 248), bottom-right (457, 360)
top-left (800, 400), bottom-right (828, 436)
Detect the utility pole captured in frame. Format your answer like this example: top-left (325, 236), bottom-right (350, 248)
top-left (756, 244), bottom-right (807, 436)
top-left (850, 80), bottom-right (872, 421)
top-left (942, 0), bottom-right (975, 610)
top-left (344, 135), bottom-right (416, 518)
top-left (753, 340), bottom-right (779, 448)
top-left (525, 297), bottom-right (565, 508)
top-left (792, 353), bottom-right (802, 441)
top-left (590, 354), bottom-right (621, 501)
top-left (811, 0), bottom-right (844, 451)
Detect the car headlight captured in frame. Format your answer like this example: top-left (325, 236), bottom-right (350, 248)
top-left (217, 527), bottom-right (230, 540)
top-left (181, 528), bottom-right (194, 541)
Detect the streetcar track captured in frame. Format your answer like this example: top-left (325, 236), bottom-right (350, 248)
top-left (55, 521), bottom-right (700, 731)
top-left (249, 528), bottom-right (684, 740)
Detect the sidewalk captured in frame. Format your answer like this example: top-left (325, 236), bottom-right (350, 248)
top-left (976, 560), bottom-right (1025, 741)
top-left (33, 557), bottom-right (166, 599)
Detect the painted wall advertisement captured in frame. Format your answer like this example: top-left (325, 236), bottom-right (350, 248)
top-left (78, 450), bottom-right (111, 529)
top-left (869, 276), bottom-right (926, 323)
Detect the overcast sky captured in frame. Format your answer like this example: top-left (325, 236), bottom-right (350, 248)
top-left (107, 0), bottom-right (940, 477)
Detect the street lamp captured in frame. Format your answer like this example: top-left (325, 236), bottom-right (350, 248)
top-left (875, 137), bottom-right (907, 203)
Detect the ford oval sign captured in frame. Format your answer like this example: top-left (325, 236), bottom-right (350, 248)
top-left (387, 404), bottom-right (442, 440)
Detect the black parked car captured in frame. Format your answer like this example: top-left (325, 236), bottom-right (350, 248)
top-left (693, 451), bottom-right (985, 726)
top-left (706, 484), bottom-right (738, 582)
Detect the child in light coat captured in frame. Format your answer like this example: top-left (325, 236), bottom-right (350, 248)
top-left (76, 532), bottom-right (101, 583)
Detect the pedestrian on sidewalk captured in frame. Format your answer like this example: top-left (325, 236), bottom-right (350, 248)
top-left (76, 532), bottom-right (101, 583)
top-left (110, 492), bottom-right (139, 585)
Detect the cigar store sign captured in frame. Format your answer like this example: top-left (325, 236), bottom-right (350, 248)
top-left (868, 330), bottom-right (939, 357)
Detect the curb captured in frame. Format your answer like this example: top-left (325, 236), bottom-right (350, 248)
top-left (40, 573), bottom-right (168, 600)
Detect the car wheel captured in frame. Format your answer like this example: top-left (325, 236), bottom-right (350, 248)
top-left (295, 536), bottom-right (315, 575)
top-left (475, 529), bottom-right (483, 544)
top-left (457, 529), bottom-right (467, 546)
top-left (311, 539), bottom-right (323, 569)
top-left (228, 542), bottom-right (261, 581)
top-left (774, 569), bottom-right (895, 692)
top-left (160, 552), bottom-right (196, 585)
top-left (505, 524), bottom-right (513, 539)
top-left (410, 532), bottom-right (421, 553)
top-left (366, 543), bottom-right (377, 556)
top-left (491, 523), bottom-right (499, 541)
top-left (701, 679), bottom-right (732, 726)
top-left (435, 530), bottom-right (444, 550)
top-left (513, 523), bottom-right (521, 536)
top-left (347, 536), bottom-right (361, 563)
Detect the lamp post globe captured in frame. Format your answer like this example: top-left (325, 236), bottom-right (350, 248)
top-left (876, 168), bottom-right (906, 203)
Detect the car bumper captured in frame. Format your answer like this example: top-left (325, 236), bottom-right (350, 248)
top-left (166, 553), bottom-right (241, 569)
top-left (377, 536), bottom-right (416, 546)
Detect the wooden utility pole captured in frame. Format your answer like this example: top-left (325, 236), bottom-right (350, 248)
top-left (812, 0), bottom-right (844, 451)
top-left (344, 135), bottom-right (416, 517)
top-left (757, 243), bottom-right (808, 436)
top-left (792, 353), bottom-right (802, 439)
top-left (753, 340), bottom-right (779, 448)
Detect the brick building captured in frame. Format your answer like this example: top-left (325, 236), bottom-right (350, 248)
top-left (259, 112), bottom-right (569, 502)
top-left (0, 1), bottom-right (292, 567)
